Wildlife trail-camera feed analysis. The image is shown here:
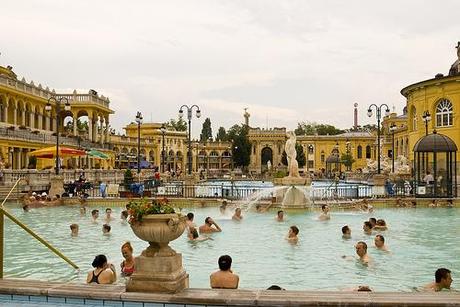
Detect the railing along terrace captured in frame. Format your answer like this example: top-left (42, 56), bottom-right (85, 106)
top-left (0, 75), bottom-right (53, 100)
top-left (310, 185), bottom-right (373, 200)
top-left (0, 127), bottom-right (109, 150)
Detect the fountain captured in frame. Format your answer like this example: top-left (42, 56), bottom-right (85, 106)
top-left (272, 131), bottom-right (311, 209)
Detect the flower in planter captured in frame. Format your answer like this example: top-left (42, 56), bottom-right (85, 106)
top-left (128, 198), bottom-right (177, 223)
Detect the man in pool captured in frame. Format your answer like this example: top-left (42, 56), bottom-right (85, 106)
top-left (210, 255), bottom-right (239, 289)
top-left (342, 225), bottom-right (351, 239)
top-left (70, 223), bottom-right (79, 236)
top-left (219, 201), bottom-right (228, 215)
top-left (318, 204), bottom-right (330, 220)
top-left (423, 268), bottom-right (453, 291)
top-left (91, 209), bottom-right (99, 223)
top-left (276, 210), bottom-right (284, 222)
top-left (199, 217), bottom-right (222, 233)
top-left (286, 225), bottom-right (299, 244)
top-left (355, 241), bottom-right (371, 264)
top-left (232, 208), bottom-right (243, 221)
top-left (186, 212), bottom-right (196, 235)
top-left (104, 208), bottom-right (115, 222)
top-left (102, 224), bottom-right (111, 235)
top-left (363, 221), bottom-right (373, 235)
top-left (374, 234), bottom-right (389, 252)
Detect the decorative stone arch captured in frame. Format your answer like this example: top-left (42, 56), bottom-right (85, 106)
top-left (435, 98), bottom-right (454, 127)
top-left (7, 97), bottom-right (16, 125)
top-left (130, 148), bottom-right (137, 155)
top-left (149, 150), bottom-right (155, 163)
top-left (365, 145), bottom-right (372, 159)
top-left (121, 147), bottom-right (129, 154)
top-left (113, 147), bottom-right (120, 153)
top-left (261, 146), bottom-right (273, 166)
top-left (16, 100), bottom-right (25, 126)
top-left (357, 145), bottom-right (363, 159)
top-left (0, 94), bottom-right (7, 122)
top-left (61, 110), bottom-right (74, 134)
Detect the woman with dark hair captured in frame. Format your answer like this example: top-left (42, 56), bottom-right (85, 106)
top-left (86, 254), bottom-right (116, 284)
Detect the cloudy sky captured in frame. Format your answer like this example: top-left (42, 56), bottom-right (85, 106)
top-left (1, 0), bottom-right (459, 137)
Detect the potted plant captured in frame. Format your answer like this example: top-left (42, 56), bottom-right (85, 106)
top-left (128, 198), bottom-right (185, 257)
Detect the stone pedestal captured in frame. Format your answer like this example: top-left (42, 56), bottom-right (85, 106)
top-left (183, 175), bottom-right (197, 198)
top-left (48, 175), bottom-right (64, 197)
top-left (126, 253), bottom-right (189, 293)
top-left (372, 174), bottom-right (387, 197)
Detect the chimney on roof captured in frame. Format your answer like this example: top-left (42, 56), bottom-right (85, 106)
top-left (353, 103), bottom-right (358, 130)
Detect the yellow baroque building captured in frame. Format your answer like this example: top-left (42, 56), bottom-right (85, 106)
top-left (382, 44), bottom-right (460, 172)
top-left (248, 127), bottom-right (376, 174)
top-left (0, 65), bottom-right (114, 170)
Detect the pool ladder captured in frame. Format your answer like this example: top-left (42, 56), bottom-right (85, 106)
top-left (0, 179), bottom-right (79, 278)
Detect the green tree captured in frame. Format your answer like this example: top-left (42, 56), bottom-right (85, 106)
top-left (281, 143), bottom-right (306, 168)
top-left (294, 121), bottom-right (317, 135)
top-left (341, 153), bottom-right (355, 170)
top-left (228, 124), bottom-right (251, 168)
top-left (215, 127), bottom-right (228, 141)
top-left (165, 118), bottom-right (187, 131)
top-left (295, 121), bottom-right (344, 135)
top-left (200, 118), bottom-right (213, 142)
top-left (124, 168), bottom-right (134, 189)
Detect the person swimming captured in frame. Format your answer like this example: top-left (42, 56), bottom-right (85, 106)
top-left (188, 226), bottom-right (212, 242)
top-left (423, 268), bottom-right (453, 292)
top-left (374, 234), bottom-right (389, 252)
top-left (70, 223), bottom-right (79, 236)
top-left (276, 210), bottom-right (284, 222)
top-left (232, 208), bottom-right (243, 221)
top-left (219, 201), bottom-right (228, 215)
top-left (286, 225), bottom-right (299, 244)
top-left (341, 225), bottom-right (351, 239)
top-left (363, 221), bottom-right (373, 235)
top-left (86, 254), bottom-right (116, 284)
top-left (355, 241), bottom-right (372, 265)
top-left (318, 204), bottom-right (330, 221)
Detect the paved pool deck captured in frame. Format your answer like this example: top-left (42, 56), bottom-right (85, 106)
top-left (0, 279), bottom-right (459, 306)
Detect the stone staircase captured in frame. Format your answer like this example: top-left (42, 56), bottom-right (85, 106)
top-left (0, 185), bottom-right (23, 202)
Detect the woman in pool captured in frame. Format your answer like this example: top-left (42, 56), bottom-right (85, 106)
top-left (188, 226), bottom-right (211, 242)
top-left (86, 254), bottom-right (116, 284)
top-left (120, 242), bottom-right (135, 277)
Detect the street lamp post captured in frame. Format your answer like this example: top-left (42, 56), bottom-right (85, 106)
top-left (135, 112), bottom-right (143, 174)
top-left (422, 111), bottom-right (431, 136)
top-left (160, 124), bottom-right (166, 173)
top-left (179, 104), bottom-right (201, 175)
top-left (45, 96), bottom-right (71, 175)
top-left (307, 144), bottom-right (314, 172)
top-left (389, 123), bottom-right (397, 173)
top-left (367, 104), bottom-right (390, 174)
top-left (345, 139), bottom-right (351, 171)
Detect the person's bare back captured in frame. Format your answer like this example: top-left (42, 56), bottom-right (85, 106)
top-left (210, 270), bottom-right (239, 289)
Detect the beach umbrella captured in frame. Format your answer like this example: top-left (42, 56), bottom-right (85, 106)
top-left (86, 149), bottom-right (109, 160)
top-left (28, 146), bottom-right (86, 159)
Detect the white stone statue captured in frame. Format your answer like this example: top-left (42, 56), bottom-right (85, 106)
top-left (381, 157), bottom-right (392, 174)
top-left (285, 131), bottom-right (300, 177)
top-left (363, 159), bottom-right (378, 173)
top-left (267, 160), bottom-right (272, 170)
top-left (395, 155), bottom-right (411, 174)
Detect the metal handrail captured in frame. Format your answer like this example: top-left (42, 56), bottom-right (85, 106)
top-left (0, 179), bottom-right (79, 278)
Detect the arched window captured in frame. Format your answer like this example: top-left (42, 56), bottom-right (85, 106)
top-left (436, 99), bottom-right (453, 127)
top-left (365, 145), bottom-right (371, 159)
top-left (357, 145), bottom-right (362, 159)
top-left (320, 151), bottom-right (325, 163)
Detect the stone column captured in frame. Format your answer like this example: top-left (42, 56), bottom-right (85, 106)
top-left (29, 112), bottom-right (35, 129)
top-left (99, 118), bottom-right (104, 145)
top-left (24, 149), bottom-right (29, 169)
top-left (37, 113), bottom-right (42, 130)
top-left (3, 105), bottom-right (8, 123)
top-left (21, 110), bottom-right (26, 126)
top-left (105, 118), bottom-right (110, 145)
top-left (73, 115), bottom-right (77, 136)
top-left (13, 108), bottom-right (17, 125)
top-left (88, 117), bottom-right (93, 142)
top-left (45, 115), bottom-right (50, 131)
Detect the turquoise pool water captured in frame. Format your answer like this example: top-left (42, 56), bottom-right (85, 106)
top-left (3, 203), bottom-right (459, 291)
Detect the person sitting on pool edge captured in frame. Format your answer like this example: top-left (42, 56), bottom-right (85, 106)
top-left (355, 241), bottom-right (371, 265)
top-left (342, 225), bottom-right (351, 239)
top-left (199, 217), bottom-right (222, 233)
top-left (423, 268), bottom-right (453, 291)
top-left (210, 255), bottom-right (239, 289)
top-left (232, 208), bottom-right (243, 221)
top-left (374, 234), bottom-right (389, 252)
top-left (86, 254), bottom-right (116, 284)
top-left (318, 204), bottom-right (330, 221)
top-left (276, 210), bottom-right (284, 222)
top-left (286, 225), bottom-right (299, 244)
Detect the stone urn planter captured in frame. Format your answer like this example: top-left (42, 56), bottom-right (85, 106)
top-left (127, 213), bottom-right (189, 293)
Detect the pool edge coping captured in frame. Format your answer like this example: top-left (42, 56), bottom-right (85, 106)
top-left (0, 278), bottom-right (459, 306)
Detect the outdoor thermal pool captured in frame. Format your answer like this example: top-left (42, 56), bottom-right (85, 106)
top-left (3, 204), bottom-right (459, 292)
